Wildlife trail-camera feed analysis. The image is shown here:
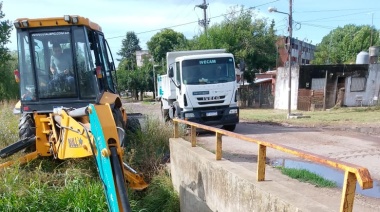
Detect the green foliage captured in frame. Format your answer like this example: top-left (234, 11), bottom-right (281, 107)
top-left (0, 52), bottom-right (20, 100)
top-left (147, 29), bottom-right (188, 64)
top-left (0, 2), bottom-right (12, 65)
top-left (189, 6), bottom-right (277, 82)
top-left (117, 57), bottom-right (159, 99)
top-left (134, 170), bottom-right (180, 212)
top-left (313, 24), bottom-right (380, 64)
top-left (0, 101), bottom-right (18, 146)
top-left (118, 31), bottom-right (142, 70)
top-left (0, 104), bottom-right (180, 211)
top-left (124, 116), bottom-right (173, 180)
top-left (0, 3), bottom-right (17, 101)
top-left (277, 167), bottom-right (336, 188)
top-left (0, 158), bottom-right (108, 211)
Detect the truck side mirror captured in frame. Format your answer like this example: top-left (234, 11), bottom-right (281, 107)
top-left (168, 67), bottom-right (174, 78)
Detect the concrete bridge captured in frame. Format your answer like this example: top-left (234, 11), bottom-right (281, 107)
top-left (169, 119), bottom-right (377, 212)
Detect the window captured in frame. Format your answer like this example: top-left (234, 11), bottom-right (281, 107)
top-left (175, 62), bottom-right (181, 85)
top-left (311, 78), bottom-right (326, 90)
top-left (73, 27), bottom-right (98, 98)
top-left (350, 77), bottom-right (366, 92)
top-left (30, 30), bottom-right (77, 99)
top-left (18, 31), bottom-right (36, 101)
top-left (181, 57), bottom-right (235, 85)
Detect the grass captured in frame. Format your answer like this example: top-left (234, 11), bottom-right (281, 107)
top-left (240, 106), bottom-right (380, 128)
top-left (276, 167), bottom-right (336, 188)
top-left (0, 102), bottom-right (180, 212)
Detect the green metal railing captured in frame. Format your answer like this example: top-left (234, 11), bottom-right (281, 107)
top-left (173, 119), bottom-right (373, 212)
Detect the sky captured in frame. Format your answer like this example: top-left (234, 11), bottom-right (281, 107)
top-left (3, 0), bottom-right (380, 64)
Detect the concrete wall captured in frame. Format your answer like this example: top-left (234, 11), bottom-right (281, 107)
top-left (344, 64), bottom-right (380, 106)
top-left (274, 66), bottom-right (299, 110)
top-left (170, 138), bottom-right (335, 212)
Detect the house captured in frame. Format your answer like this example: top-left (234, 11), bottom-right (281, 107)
top-left (275, 63), bottom-right (380, 111)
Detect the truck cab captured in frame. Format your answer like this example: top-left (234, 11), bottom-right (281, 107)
top-left (159, 50), bottom-right (239, 131)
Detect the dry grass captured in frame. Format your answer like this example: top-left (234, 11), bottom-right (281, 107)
top-left (240, 106), bottom-right (380, 128)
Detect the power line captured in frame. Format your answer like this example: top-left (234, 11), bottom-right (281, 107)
top-left (108, 0), bottom-right (279, 40)
top-left (300, 10), bottom-right (375, 23)
top-left (294, 8), bottom-right (380, 13)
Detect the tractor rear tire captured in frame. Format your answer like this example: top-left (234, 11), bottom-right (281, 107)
top-left (126, 116), bottom-right (141, 134)
top-left (18, 113), bottom-right (36, 152)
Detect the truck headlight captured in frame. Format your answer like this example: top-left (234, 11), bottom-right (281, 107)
top-left (185, 113), bottom-right (195, 118)
top-left (229, 109), bottom-right (238, 114)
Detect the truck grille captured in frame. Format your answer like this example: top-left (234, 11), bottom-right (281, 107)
top-left (196, 95), bottom-right (226, 105)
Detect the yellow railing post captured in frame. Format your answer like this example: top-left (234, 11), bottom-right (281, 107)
top-left (257, 144), bottom-right (266, 181)
top-left (191, 126), bottom-right (196, 147)
top-left (174, 121), bottom-right (179, 138)
top-left (216, 132), bottom-right (222, 160)
top-left (340, 171), bottom-right (357, 212)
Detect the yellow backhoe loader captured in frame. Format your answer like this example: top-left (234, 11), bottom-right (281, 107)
top-left (0, 15), bottom-right (147, 212)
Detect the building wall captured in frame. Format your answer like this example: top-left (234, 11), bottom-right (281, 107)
top-left (136, 50), bottom-right (150, 67)
top-left (274, 66), bottom-right (299, 110)
top-left (276, 37), bottom-right (316, 67)
top-left (344, 64), bottom-right (380, 106)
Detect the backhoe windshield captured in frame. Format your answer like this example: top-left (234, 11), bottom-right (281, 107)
top-left (182, 57), bottom-right (235, 85)
top-left (17, 26), bottom-right (98, 100)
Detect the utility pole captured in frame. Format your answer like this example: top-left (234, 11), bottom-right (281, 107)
top-left (287, 0), bottom-right (293, 118)
top-left (370, 13), bottom-right (374, 46)
top-left (268, 0), bottom-right (293, 118)
top-left (195, 0), bottom-right (209, 35)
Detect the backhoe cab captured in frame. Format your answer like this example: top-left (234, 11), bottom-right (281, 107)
top-left (15, 15), bottom-right (116, 111)
top-left (1, 15), bottom-right (146, 212)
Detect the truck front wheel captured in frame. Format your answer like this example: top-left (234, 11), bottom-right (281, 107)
top-left (162, 108), bottom-right (170, 122)
top-left (222, 124), bottom-right (236, 132)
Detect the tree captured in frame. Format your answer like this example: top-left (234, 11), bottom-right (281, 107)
top-left (313, 24), bottom-right (380, 64)
top-left (0, 51), bottom-right (19, 100)
top-left (147, 29), bottom-right (188, 64)
top-left (189, 6), bottom-right (277, 82)
top-left (0, 2), bottom-right (11, 64)
top-left (117, 31), bottom-right (141, 70)
top-left (0, 2), bottom-right (16, 101)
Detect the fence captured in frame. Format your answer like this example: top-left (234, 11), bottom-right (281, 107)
top-left (238, 83), bottom-right (274, 108)
top-left (172, 119), bottom-right (373, 212)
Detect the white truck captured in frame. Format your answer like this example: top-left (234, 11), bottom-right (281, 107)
top-left (157, 49), bottom-right (239, 131)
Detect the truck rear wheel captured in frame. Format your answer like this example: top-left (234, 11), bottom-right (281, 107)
top-left (222, 124), bottom-right (236, 132)
top-left (18, 113), bottom-right (36, 152)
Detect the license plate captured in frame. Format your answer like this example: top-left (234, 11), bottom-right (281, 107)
top-left (206, 111), bottom-right (218, 116)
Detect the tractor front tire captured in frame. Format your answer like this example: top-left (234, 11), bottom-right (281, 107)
top-left (18, 113), bottom-right (36, 152)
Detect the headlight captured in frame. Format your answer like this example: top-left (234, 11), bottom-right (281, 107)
top-left (185, 113), bottom-right (195, 118)
top-left (229, 109), bottom-right (238, 114)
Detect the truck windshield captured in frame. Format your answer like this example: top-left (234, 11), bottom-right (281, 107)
top-left (182, 57), bottom-right (235, 85)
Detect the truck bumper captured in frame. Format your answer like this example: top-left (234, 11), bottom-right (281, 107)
top-left (180, 107), bottom-right (239, 126)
